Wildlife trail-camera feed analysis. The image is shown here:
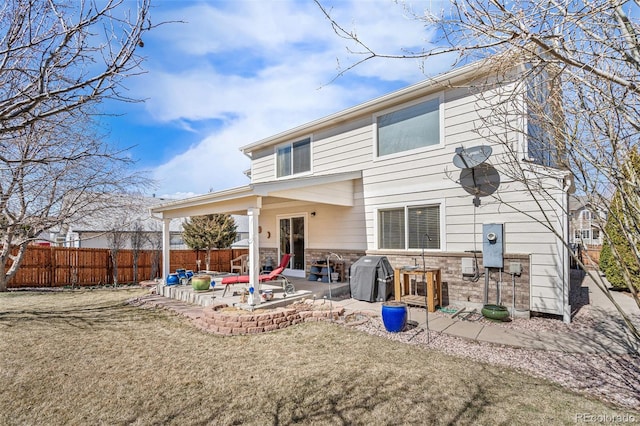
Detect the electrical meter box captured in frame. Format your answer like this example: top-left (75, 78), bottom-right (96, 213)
top-left (482, 223), bottom-right (504, 268)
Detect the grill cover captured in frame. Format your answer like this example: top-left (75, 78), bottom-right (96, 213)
top-left (349, 256), bottom-right (394, 302)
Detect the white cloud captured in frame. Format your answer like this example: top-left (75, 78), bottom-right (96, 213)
top-left (137, 0), bottom-right (449, 197)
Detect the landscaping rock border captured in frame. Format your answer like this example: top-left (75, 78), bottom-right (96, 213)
top-left (194, 300), bottom-right (347, 335)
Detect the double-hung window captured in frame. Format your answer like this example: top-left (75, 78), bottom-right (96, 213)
top-left (277, 138), bottom-right (311, 178)
top-left (378, 204), bottom-right (441, 250)
top-left (376, 97), bottom-right (440, 157)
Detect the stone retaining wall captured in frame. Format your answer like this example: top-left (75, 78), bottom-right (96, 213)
top-left (195, 301), bottom-right (346, 336)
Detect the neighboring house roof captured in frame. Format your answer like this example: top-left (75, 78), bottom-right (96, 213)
top-left (231, 238), bottom-right (249, 248)
top-left (569, 195), bottom-right (589, 213)
top-left (67, 194), bottom-right (182, 233)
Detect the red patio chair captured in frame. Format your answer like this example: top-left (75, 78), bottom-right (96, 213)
top-left (276, 253), bottom-right (292, 270)
top-left (221, 254), bottom-right (293, 297)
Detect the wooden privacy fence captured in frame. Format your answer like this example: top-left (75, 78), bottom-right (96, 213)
top-left (8, 246), bottom-right (248, 289)
top-left (582, 244), bottom-right (602, 269)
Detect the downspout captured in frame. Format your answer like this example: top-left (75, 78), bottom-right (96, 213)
top-left (562, 174), bottom-right (574, 323)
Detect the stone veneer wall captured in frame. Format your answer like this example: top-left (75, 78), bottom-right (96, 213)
top-left (379, 252), bottom-right (531, 311)
top-left (196, 301), bottom-right (345, 335)
top-left (257, 248), bottom-right (530, 311)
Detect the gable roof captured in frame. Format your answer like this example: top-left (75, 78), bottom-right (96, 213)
top-left (240, 58), bottom-right (496, 155)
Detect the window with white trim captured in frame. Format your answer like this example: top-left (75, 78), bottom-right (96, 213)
top-left (378, 204), bottom-right (440, 250)
top-left (526, 67), bottom-right (564, 168)
top-left (580, 210), bottom-right (592, 221)
top-left (276, 138), bottom-right (311, 178)
top-left (376, 98), bottom-right (440, 157)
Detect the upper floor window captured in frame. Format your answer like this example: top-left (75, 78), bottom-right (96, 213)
top-left (378, 204), bottom-right (441, 250)
top-left (376, 97), bottom-right (440, 157)
top-left (277, 138), bottom-right (311, 178)
top-left (580, 210), bottom-right (592, 221)
top-left (526, 67), bottom-right (565, 168)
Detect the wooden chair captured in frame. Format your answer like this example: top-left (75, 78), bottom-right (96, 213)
top-left (230, 254), bottom-right (248, 274)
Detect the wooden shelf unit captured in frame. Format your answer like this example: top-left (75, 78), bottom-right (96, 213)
top-left (393, 268), bottom-right (442, 312)
top-left (308, 260), bottom-right (345, 282)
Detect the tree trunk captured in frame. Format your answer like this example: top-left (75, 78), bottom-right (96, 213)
top-left (133, 252), bottom-right (139, 283)
top-left (0, 242), bottom-right (29, 292)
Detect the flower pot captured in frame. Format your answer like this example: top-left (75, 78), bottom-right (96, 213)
top-left (191, 275), bottom-right (211, 291)
top-left (260, 289), bottom-right (274, 301)
top-left (381, 301), bottom-right (407, 333)
top-left (481, 304), bottom-right (510, 321)
top-left (166, 274), bottom-right (179, 286)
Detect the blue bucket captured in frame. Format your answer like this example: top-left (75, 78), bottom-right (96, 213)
top-left (381, 301), bottom-right (407, 333)
top-left (166, 273), bottom-right (179, 286)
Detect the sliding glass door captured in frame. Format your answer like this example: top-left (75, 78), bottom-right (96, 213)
top-left (279, 216), bottom-right (305, 276)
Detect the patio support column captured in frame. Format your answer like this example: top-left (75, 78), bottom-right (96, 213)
top-left (162, 218), bottom-right (171, 284)
top-left (248, 207), bottom-right (261, 305)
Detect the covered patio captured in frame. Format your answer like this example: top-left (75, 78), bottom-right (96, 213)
top-left (150, 171), bottom-right (361, 308)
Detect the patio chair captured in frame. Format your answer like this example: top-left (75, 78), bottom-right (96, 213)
top-left (276, 253), bottom-right (292, 270)
top-left (230, 254), bottom-right (248, 274)
top-left (221, 254), bottom-right (293, 297)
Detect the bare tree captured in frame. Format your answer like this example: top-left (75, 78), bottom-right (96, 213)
top-left (148, 226), bottom-right (162, 280)
top-left (106, 222), bottom-right (127, 287)
top-left (130, 220), bottom-right (148, 284)
top-left (316, 0), bottom-right (639, 339)
top-left (0, 0), bottom-right (155, 291)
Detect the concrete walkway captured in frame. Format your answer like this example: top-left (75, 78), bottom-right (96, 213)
top-left (143, 273), bottom-right (639, 355)
top-left (339, 272), bottom-right (639, 355)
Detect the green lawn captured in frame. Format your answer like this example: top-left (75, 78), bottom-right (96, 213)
top-left (0, 289), bottom-right (637, 425)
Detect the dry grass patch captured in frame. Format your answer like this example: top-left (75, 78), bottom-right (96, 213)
top-left (0, 289), bottom-right (637, 425)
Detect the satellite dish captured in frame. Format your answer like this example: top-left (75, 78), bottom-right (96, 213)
top-left (459, 163), bottom-right (501, 198)
top-left (452, 145), bottom-right (492, 169)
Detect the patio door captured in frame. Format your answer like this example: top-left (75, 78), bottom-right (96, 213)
top-left (279, 215), bottom-right (306, 277)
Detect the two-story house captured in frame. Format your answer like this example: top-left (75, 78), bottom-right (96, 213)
top-left (569, 195), bottom-right (604, 247)
top-left (151, 57), bottom-right (573, 321)
top-left (568, 195), bottom-right (605, 270)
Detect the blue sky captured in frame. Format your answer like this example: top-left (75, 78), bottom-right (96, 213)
top-left (103, 0), bottom-right (451, 198)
